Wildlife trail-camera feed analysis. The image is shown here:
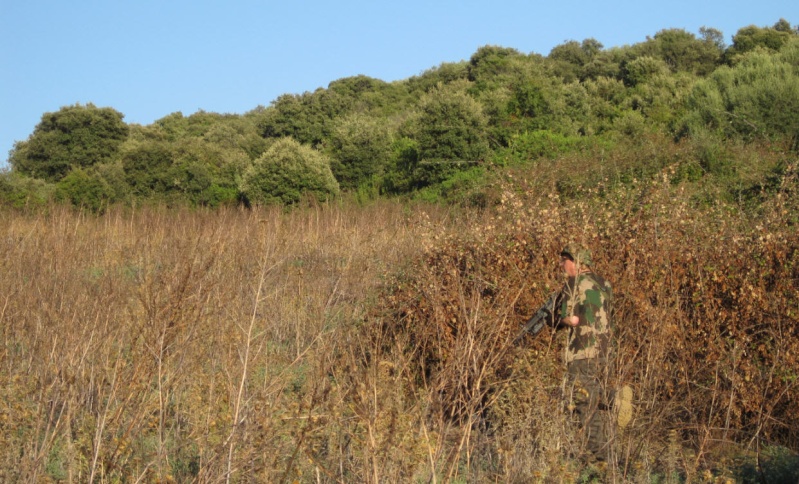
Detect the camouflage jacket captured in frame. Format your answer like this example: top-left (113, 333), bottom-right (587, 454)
top-left (558, 271), bottom-right (613, 363)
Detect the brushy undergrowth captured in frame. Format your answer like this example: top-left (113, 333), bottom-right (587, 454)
top-left (1, 151), bottom-right (798, 482)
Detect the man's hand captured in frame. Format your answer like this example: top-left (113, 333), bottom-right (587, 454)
top-left (562, 315), bottom-right (579, 326)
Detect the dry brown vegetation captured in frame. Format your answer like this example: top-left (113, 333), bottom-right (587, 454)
top-left (2, 153), bottom-right (798, 482)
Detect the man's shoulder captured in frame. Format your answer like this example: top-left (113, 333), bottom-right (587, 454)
top-left (580, 272), bottom-right (612, 292)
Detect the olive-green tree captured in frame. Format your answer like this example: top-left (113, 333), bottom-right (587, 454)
top-left (121, 135), bottom-right (246, 206)
top-left (625, 70), bottom-right (694, 131)
top-left (93, 161), bottom-right (130, 203)
top-left (55, 167), bottom-right (115, 212)
top-left (167, 139), bottom-right (247, 206)
top-left (681, 38), bottom-right (799, 146)
top-left (508, 82), bottom-right (554, 130)
top-left (0, 171), bottom-right (55, 208)
top-left (257, 89), bottom-right (350, 147)
top-left (327, 75), bottom-right (410, 116)
top-left (397, 81), bottom-right (490, 189)
top-left (622, 56), bottom-right (671, 87)
top-left (327, 113), bottom-right (393, 189)
top-left (121, 139), bottom-right (174, 197)
top-left (581, 45), bottom-right (630, 80)
top-left (202, 121), bottom-right (269, 161)
top-left (154, 110), bottom-right (264, 152)
top-left (406, 61), bottom-right (470, 97)
top-left (464, 50), bottom-right (553, 143)
top-left (548, 38), bottom-right (604, 82)
top-left (9, 104), bottom-right (129, 182)
top-left (549, 81), bottom-right (594, 135)
top-left (240, 137), bottom-right (339, 205)
top-left (582, 76), bottom-right (628, 133)
top-left (381, 137), bottom-right (421, 194)
top-left (467, 45), bottom-right (528, 92)
top-left (647, 28), bottom-right (723, 75)
top-left (724, 19), bottom-right (798, 63)
top-left (416, 81), bottom-right (490, 160)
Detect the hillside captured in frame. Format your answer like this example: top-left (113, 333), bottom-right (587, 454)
top-left (1, 19), bottom-right (798, 482)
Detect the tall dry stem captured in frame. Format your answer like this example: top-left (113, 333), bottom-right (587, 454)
top-left (224, 244), bottom-right (279, 483)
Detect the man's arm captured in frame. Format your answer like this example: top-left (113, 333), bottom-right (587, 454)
top-left (559, 276), bottom-right (582, 327)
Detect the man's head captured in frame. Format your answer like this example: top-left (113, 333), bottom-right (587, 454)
top-left (560, 244), bottom-right (592, 276)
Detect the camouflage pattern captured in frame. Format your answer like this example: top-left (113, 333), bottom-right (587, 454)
top-left (553, 247), bottom-right (615, 461)
top-left (559, 271), bottom-right (613, 363)
top-left (557, 263), bottom-right (614, 461)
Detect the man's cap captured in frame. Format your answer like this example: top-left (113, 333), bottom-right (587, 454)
top-left (560, 244), bottom-right (592, 266)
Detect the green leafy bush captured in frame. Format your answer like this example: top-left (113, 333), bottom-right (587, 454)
top-left (494, 130), bottom-right (587, 166)
top-left (327, 113), bottom-right (393, 189)
top-left (381, 137), bottom-right (421, 194)
top-left (682, 39), bottom-right (799, 144)
top-left (240, 137), bottom-right (340, 205)
top-left (725, 19), bottom-right (798, 62)
top-left (395, 81), bottom-right (490, 190)
top-left (621, 56), bottom-right (670, 87)
top-left (55, 168), bottom-right (115, 212)
top-left (9, 103), bottom-right (129, 182)
top-left (121, 140), bottom-right (175, 197)
top-left (0, 171), bottom-right (55, 208)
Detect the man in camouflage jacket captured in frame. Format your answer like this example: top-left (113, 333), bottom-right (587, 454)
top-left (557, 244), bottom-right (613, 462)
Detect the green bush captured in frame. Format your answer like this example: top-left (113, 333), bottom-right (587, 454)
top-left (682, 40), bottom-right (799, 144)
top-left (621, 56), bottom-right (670, 86)
top-left (121, 140), bottom-right (174, 196)
top-left (391, 81), bottom-right (490, 190)
top-left (240, 137), bottom-right (340, 205)
top-left (725, 20), bottom-right (798, 63)
top-left (327, 113), bottom-right (393, 189)
top-left (438, 166), bottom-right (490, 207)
top-left (0, 171), bottom-right (55, 209)
top-left (494, 130), bottom-right (586, 166)
top-left (55, 168), bottom-right (115, 212)
top-left (381, 137), bottom-right (421, 194)
top-left (9, 103), bottom-right (129, 182)
top-left (415, 81), bottom-right (491, 163)
top-left (257, 90), bottom-right (349, 147)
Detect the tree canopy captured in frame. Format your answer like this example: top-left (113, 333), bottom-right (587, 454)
top-left (4, 19), bottom-right (798, 209)
top-left (10, 104), bottom-right (128, 182)
top-left (240, 137), bottom-right (339, 205)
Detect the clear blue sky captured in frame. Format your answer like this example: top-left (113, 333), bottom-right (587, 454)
top-left (1, 0), bottom-right (795, 167)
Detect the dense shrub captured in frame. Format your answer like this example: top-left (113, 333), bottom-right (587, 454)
top-left (392, 81), bottom-right (490, 190)
top-left (365, 170), bottom-right (799, 478)
top-left (493, 130), bottom-right (588, 165)
top-left (327, 113), bottom-right (393, 189)
top-left (55, 168), bottom-right (115, 212)
top-left (681, 39), bottom-right (799, 144)
top-left (9, 104), bottom-right (129, 182)
top-left (0, 171), bottom-right (55, 208)
top-left (240, 137), bottom-right (340, 205)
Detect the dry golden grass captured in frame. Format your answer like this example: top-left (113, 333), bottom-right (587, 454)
top-left (1, 160), bottom-right (798, 483)
top-left (0, 201), bottom-right (440, 482)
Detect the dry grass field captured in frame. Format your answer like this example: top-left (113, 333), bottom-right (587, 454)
top-left (2, 160), bottom-right (798, 482)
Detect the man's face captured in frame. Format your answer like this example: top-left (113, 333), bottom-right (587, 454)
top-left (560, 255), bottom-right (578, 277)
